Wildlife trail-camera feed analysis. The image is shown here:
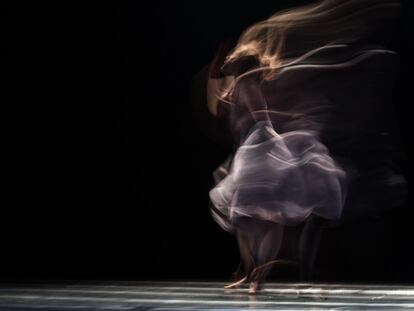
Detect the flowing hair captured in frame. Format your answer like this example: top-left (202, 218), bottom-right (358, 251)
top-left (224, 0), bottom-right (400, 80)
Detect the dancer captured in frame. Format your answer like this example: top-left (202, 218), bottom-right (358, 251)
top-left (206, 0), bottom-right (404, 294)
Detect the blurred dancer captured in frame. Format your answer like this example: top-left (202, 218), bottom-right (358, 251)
top-left (205, 0), bottom-right (405, 293)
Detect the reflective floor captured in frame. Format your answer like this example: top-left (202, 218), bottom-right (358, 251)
top-left (1, 281), bottom-right (414, 310)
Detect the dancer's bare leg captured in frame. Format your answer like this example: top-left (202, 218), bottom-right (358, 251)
top-left (224, 232), bottom-right (254, 289)
top-left (249, 222), bottom-right (284, 294)
top-left (226, 217), bottom-right (284, 293)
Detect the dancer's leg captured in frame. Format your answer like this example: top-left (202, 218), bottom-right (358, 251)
top-left (224, 218), bottom-right (255, 289)
top-left (249, 221), bottom-right (284, 293)
top-left (258, 222), bottom-right (284, 266)
top-left (237, 233), bottom-right (255, 277)
top-left (226, 217), bottom-right (284, 292)
top-left (224, 234), bottom-right (254, 289)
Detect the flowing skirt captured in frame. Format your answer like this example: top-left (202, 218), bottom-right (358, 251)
top-left (210, 121), bottom-right (347, 232)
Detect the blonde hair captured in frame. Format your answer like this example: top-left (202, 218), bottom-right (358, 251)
top-left (225, 0), bottom-right (400, 80)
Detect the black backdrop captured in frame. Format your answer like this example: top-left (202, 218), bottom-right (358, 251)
top-left (2, 0), bottom-right (413, 283)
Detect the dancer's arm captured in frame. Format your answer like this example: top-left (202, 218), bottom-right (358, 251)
top-left (207, 76), bottom-right (234, 117)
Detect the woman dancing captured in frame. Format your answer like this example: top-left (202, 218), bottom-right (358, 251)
top-left (207, 0), bottom-right (403, 294)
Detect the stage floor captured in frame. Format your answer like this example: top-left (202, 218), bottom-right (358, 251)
top-left (1, 281), bottom-right (414, 310)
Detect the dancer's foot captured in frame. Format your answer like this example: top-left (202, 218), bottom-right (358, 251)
top-left (229, 265), bottom-right (245, 283)
top-left (224, 276), bottom-right (247, 289)
top-left (248, 281), bottom-right (262, 294)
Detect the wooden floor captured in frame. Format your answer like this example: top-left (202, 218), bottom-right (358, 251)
top-left (1, 281), bottom-right (414, 310)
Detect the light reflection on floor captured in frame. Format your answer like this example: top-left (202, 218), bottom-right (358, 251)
top-left (1, 281), bottom-right (414, 310)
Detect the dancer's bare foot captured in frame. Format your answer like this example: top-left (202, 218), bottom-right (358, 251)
top-left (224, 276), bottom-right (247, 289)
top-left (248, 281), bottom-right (262, 294)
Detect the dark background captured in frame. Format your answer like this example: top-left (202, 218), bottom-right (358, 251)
top-left (2, 0), bottom-right (413, 283)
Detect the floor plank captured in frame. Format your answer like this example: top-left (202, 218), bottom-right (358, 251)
top-left (1, 281), bottom-right (413, 310)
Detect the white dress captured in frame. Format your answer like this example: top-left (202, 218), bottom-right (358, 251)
top-left (210, 119), bottom-right (346, 230)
